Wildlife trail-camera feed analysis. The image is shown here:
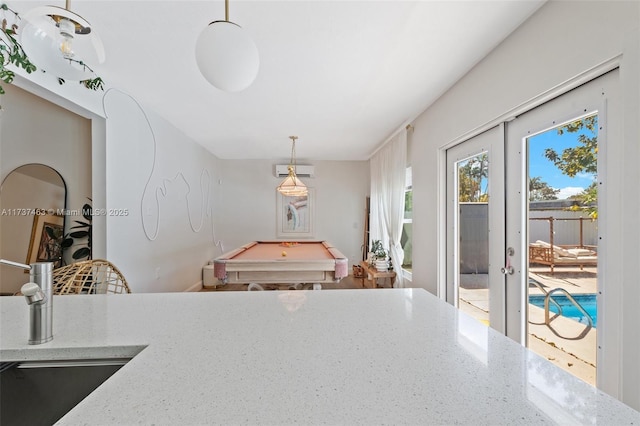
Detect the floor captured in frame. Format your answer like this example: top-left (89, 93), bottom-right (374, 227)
top-left (458, 265), bottom-right (597, 386)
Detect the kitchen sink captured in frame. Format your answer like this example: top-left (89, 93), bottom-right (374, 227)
top-left (0, 358), bottom-right (130, 425)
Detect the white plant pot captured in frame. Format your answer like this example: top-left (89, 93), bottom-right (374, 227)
top-left (374, 259), bottom-right (388, 272)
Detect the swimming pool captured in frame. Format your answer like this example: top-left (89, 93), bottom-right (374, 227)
top-left (528, 293), bottom-right (597, 327)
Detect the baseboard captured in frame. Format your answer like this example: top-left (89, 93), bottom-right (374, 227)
top-left (184, 280), bottom-right (203, 292)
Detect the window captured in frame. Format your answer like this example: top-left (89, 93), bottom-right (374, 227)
top-left (401, 166), bottom-right (412, 270)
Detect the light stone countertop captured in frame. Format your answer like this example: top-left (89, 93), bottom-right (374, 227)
top-left (1, 289), bottom-right (639, 425)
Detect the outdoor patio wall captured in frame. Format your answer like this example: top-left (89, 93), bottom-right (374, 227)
top-left (410, 0), bottom-right (639, 409)
top-left (529, 210), bottom-right (598, 247)
top-left (216, 159), bottom-right (368, 269)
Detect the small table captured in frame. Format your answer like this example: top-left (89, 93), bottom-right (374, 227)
top-left (360, 261), bottom-right (396, 289)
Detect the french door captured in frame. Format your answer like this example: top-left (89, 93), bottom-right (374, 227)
top-left (446, 125), bottom-right (505, 333)
top-left (446, 69), bottom-right (618, 391)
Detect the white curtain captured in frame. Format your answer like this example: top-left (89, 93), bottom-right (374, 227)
top-left (369, 129), bottom-right (407, 287)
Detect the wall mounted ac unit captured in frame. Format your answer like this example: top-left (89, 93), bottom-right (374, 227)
top-left (274, 164), bottom-right (315, 178)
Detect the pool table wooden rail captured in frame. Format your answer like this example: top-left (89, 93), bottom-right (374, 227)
top-left (213, 241), bottom-right (348, 285)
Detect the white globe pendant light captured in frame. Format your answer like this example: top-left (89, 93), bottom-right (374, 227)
top-left (19, 1), bottom-right (105, 81)
top-left (195, 0), bottom-right (259, 92)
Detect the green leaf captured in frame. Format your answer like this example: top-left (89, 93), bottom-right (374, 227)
top-left (23, 61), bottom-right (36, 73)
top-left (61, 238), bottom-right (74, 249)
top-left (0, 68), bottom-right (14, 84)
top-left (80, 77), bottom-right (104, 91)
top-left (72, 247), bottom-right (90, 260)
top-left (45, 226), bottom-right (57, 239)
top-left (82, 204), bottom-right (92, 221)
top-left (70, 230), bottom-right (89, 238)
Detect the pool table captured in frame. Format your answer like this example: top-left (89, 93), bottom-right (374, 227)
top-left (213, 241), bottom-right (348, 287)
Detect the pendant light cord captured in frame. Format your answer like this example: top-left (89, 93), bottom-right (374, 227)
top-left (290, 136), bottom-right (298, 169)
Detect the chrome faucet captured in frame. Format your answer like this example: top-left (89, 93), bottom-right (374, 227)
top-left (0, 259), bottom-right (54, 344)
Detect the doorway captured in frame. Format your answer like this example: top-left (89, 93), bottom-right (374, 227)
top-left (446, 69), bottom-right (618, 389)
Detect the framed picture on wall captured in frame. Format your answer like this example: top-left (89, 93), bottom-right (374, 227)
top-left (276, 188), bottom-right (315, 238)
top-left (26, 212), bottom-right (64, 268)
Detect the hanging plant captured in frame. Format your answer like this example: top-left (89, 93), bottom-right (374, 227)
top-left (0, 3), bottom-right (103, 95)
top-left (0, 3), bottom-right (35, 94)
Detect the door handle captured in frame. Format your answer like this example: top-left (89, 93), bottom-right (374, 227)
top-left (500, 266), bottom-right (514, 275)
top-left (501, 247), bottom-right (515, 275)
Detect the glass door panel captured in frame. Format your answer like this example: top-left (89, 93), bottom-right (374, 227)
top-left (525, 114), bottom-right (599, 386)
top-left (506, 70), bottom-right (617, 390)
top-left (446, 125), bottom-right (505, 333)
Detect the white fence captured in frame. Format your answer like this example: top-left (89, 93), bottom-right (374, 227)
top-left (529, 210), bottom-right (598, 247)
top-left (459, 204), bottom-right (598, 275)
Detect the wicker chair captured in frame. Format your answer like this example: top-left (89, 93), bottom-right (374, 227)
top-left (53, 259), bottom-right (131, 295)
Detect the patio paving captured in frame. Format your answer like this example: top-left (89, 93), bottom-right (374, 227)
top-left (459, 265), bottom-right (597, 386)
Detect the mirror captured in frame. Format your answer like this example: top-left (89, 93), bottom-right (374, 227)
top-left (0, 164), bottom-right (66, 295)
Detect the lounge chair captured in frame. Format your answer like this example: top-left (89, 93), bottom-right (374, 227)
top-left (529, 240), bottom-right (597, 274)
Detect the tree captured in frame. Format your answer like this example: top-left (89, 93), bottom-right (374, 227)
top-left (544, 115), bottom-right (598, 217)
top-left (544, 115), bottom-right (597, 177)
top-left (458, 154), bottom-right (488, 202)
top-left (529, 176), bottom-right (559, 201)
top-left (404, 189), bottom-right (412, 215)
top-left (569, 182), bottom-right (598, 219)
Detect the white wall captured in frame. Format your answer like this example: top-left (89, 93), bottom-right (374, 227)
top-left (102, 90), bottom-right (221, 293)
top-left (216, 160), bottom-right (369, 267)
top-left (0, 172), bottom-right (65, 293)
top-left (0, 84), bottom-right (92, 291)
top-left (410, 0), bottom-right (639, 410)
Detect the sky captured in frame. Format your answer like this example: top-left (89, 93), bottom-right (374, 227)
top-left (528, 119), bottom-right (597, 199)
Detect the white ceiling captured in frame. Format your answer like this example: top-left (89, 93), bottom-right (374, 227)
top-left (11, 1), bottom-right (545, 161)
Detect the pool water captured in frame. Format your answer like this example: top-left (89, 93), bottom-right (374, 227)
top-left (528, 293), bottom-right (597, 327)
